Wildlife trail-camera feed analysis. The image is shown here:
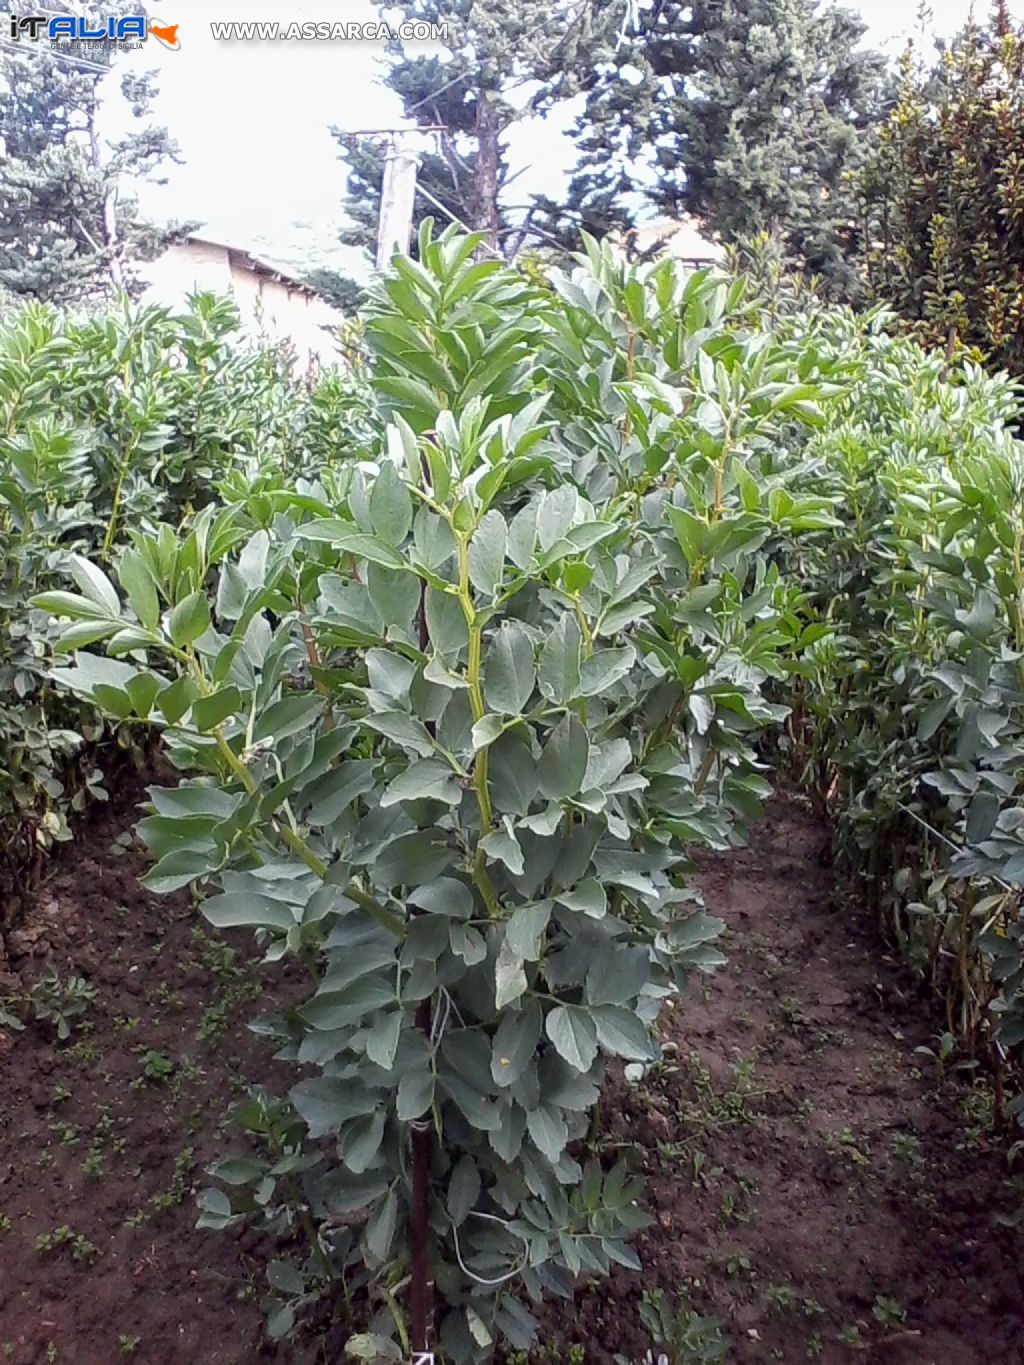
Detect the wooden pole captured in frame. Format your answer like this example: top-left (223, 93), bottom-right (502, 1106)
top-left (376, 136), bottom-right (420, 271)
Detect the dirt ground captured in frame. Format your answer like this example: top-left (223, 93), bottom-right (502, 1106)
top-left (554, 800), bottom-right (1024, 1365)
top-left (1, 787), bottom-right (1023, 1364)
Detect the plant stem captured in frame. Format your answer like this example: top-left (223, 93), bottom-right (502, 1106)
top-left (409, 1008), bottom-right (434, 1355)
top-left (101, 434), bottom-right (140, 561)
top-left (456, 537), bottom-right (501, 917)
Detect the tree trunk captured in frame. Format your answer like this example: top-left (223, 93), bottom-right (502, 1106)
top-left (473, 94), bottom-right (500, 253)
top-left (88, 116), bottom-right (123, 290)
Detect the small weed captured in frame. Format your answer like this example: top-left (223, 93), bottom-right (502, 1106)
top-left (118, 1335), bottom-right (141, 1357)
top-left (126, 1147), bottom-right (197, 1226)
top-left (29, 967), bottom-right (95, 1042)
top-left (35, 1225), bottom-right (98, 1265)
top-left (778, 994), bottom-right (805, 1029)
top-left (681, 1052), bottom-right (764, 1138)
top-left (890, 1131), bottom-right (924, 1176)
top-left (638, 1288), bottom-right (730, 1363)
top-left (763, 1283), bottom-right (797, 1313)
top-left (138, 1050), bottom-right (174, 1084)
top-left (872, 1296), bottom-right (905, 1329)
top-left (0, 1214), bottom-right (11, 1236)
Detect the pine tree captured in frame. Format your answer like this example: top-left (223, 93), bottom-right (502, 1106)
top-left (0, 3), bottom-right (181, 303)
top-left (332, 0), bottom-right (617, 263)
top-left (563, 0), bottom-right (889, 298)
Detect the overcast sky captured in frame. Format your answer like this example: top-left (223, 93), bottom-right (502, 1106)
top-left (83, 0), bottom-right (1012, 278)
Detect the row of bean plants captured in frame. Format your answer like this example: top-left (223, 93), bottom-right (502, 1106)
top-left (24, 229), bottom-right (1024, 1357)
top-left (0, 292), bottom-right (369, 893)
top-left (776, 304), bottom-right (1024, 1121)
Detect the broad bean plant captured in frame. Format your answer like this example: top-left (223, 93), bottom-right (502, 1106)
top-left (37, 227), bottom-right (833, 1358)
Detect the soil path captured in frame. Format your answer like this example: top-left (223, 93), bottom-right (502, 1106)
top-left (1, 793), bottom-right (1022, 1364)
top-left (566, 798), bottom-right (1024, 1365)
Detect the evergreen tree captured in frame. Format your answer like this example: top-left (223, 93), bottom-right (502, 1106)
top-left (332, 0), bottom-right (617, 262)
top-left (563, 0), bottom-right (889, 298)
top-left (862, 7), bottom-right (1024, 376)
top-left (0, 2), bottom-right (180, 303)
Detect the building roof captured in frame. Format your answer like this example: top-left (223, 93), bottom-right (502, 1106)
top-left (182, 234), bottom-right (320, 298)
top-left (625, 215), bottom-right (724, 264)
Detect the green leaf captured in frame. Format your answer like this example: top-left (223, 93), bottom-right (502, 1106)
top-left (380, 758), bottom-right (461, 807)
top-left (491, 998), bottom-right (542, 1087)
top-left (481, 823), bottom-right (525, 875)
top-left (192, 686), bottom-right (242, 733)
top-left (374, 831), bottom-right (451, 886)
top-left (303, 760), bottom-right (378, 826)
top-left (203, 892), bottom-right (296, 933)
top-left (556, 879), bottom-right (607, 919)
top-left (340, 1111), bottom-right (386, 1173)
top-left (505, 901), bottom-right (552, 960)
top-left (302, 977), bottom-right (396, 1030)
top-left (118, 548), bottom-right (159, 629)
top-left (483, 621), bottom-right (536, 714)
top-left (449, 921), bottom-right (487, 965)
top-left (365, 1011), bottom-right (402, 1070)
top-left (363, 711), bottom-right (435, 757)
top-left (158, 675), bottom-right (199, 725)
top-left (346, 1333), bottom-right (402, 1364)
top-left (124, 672), bottom-right (162, 719)
top-left (526, 1102), bottom-right (568, 1162)
top-left (471, 714), bottom-right (505, 750)
top-left (169, 591), bottom-right (211, 648)
top-left (69, 554), bottom-right (121, 615)
top-left (299, 520), bottom-right (407, 569)
top-left (580, 646), bottom-right (636, 696)
top-left (290, 1078), bottom-right (370, 1139)
top-left (495, 938), bottom-right (528, 1009)
top-left (425, 586), bottom-right (469, 656)
top-left (448, 1155), bottom-right (481, 1227)
top-left (369, 460), bottom-right (414, 546)
top-left (141, 849), bottom-right (207, 894)
top-left (538, 615), bottom-right (581, 703)
top-left (537, 713), bottom-right (589, 799)
top-left (408, 877), bottom-right (473, 919)
top-left (367, 562), bottom-right (421, 625)
top-left (32, 590), bottom-right (114, 622)
top-left (545, 1004), bottom-right (598, 1072)
top-left (586, 947), bottom-right (650, 1006)
top-left (254, 694), bottom-right (323, 743)
top-left (396, 1067), bottom-right (435, 1120)
top-left (467, 510), bottom-right (507, 597)
top-left (364, 1185), bottom-right (399, 1263)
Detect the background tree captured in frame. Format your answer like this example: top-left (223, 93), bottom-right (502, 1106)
top-left (301, 267), bottom-right (366, 315)
top-left (561, 0), bottom-right (889, 298)
top-left (862, 6), bottom-right (1024, 376)
top-left (332, 0), bottom-right (617, 263)
top-left (0, 1), bottom-right (181, 303)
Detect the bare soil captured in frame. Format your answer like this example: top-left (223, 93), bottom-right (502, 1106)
top-left (1, 787), bottom-right (1023, 1364)
top-left (551, 800), bottom-right (1024, 1365)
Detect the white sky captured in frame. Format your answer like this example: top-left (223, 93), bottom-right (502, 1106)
top-left (83, 0), bottom-right (1013, 278)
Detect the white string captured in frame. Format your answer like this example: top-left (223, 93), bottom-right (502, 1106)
top-left (895, 800), bottom-right (1017, 896)
top-left (451, 1211), bottom-right (530, 1287)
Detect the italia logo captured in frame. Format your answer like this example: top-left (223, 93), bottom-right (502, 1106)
top-left (8, 14), bottom-right (180, 48)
